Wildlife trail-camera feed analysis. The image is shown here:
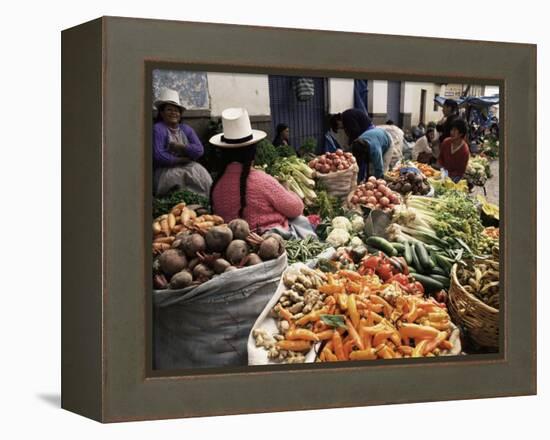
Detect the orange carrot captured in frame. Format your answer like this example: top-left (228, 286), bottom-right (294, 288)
top-left (361, 323), bottom-right (387, 335)
top-left (372, 330), bottom-right (394, 347)
top-left (399, 323), bottom-right (439, 340)
top-left (332, 331), bottom-right (346, 361)
top-left (319, 284), bottom-right (345, 295)
top-left (315, 330), bottom-right (335, 340)
top-left (348, 294), bottom-right (360, 328)
top-left (159, 217), bottom-right (170, 236)
top-left (343, 340), bottom-right (355, 359)
top-left (370, 295), bottom-right (393, 317)
top-left (295, 308), bottom-right (328, 326)
top-left (424, 332), bottom-right (447, 353)
top-left (337, 293), bottom-right (348, 310)
top-left (412, 339), bottom-right (429, 357)
top-left (286, 329), bottom-right (319, 342)
top-left (339, 270), bottom-right (363, 282)
top-left (276, 340), bottom-right (312, 352)
top-left (349, 349), bottom-right (377, 361)
top-left (345, 317), bottom-right (364, 350)
top-left (322, 347), bottom-right (338, 362)
top-left (167, 213), bottom-right (177, 231)
top-left (276, 305), bottom-right (294, 322)
top-left (153, 236), bottom-right (175, 244)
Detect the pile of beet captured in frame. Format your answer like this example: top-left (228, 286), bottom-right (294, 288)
top-left (153, 218), bottom-right (286, 290)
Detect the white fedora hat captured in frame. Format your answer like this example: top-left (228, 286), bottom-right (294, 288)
top-left (154, 87), bottom-right (186, 111)
top-left (209, 108), bottom-right (267, 148)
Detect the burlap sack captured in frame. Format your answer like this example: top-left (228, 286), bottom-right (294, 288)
top-left (315, 163), bottom-right (359, 197)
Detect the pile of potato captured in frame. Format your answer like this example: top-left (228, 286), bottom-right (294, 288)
top-left (153, 203), bottom-right (286, 290)
top-left (387, 171), bottom-right (431, 196)
top-left (308, 150), bottom-right (356, 174)
top-left (349, 176), bottom-right (401, 213)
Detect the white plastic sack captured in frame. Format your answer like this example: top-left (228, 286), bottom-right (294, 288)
top-left (153, 253), bottom-right (287, 370)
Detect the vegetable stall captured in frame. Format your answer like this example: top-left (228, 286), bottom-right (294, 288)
top-left (152, 145), bottom-right (500, 368)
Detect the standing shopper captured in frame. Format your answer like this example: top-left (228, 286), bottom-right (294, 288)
top-left (438, 119), bottom-right (470, 182)
top-left (152, 88), bottom-right (212, 197)
top-left (341, 108), bottom-right (375, 145)
top-left (210, 108), bottom-right (310, 236)
top-left (351, 128), bottom-right (394, 180)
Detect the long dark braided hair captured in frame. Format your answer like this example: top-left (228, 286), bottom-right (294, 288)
top-left (210, 143), bottom-right (258, 218)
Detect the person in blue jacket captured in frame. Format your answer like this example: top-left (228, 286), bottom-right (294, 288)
top-left (351, 127), bottom-right (394, 180)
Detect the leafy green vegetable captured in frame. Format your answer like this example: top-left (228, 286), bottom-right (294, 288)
top-left (254, 139), bottom-right (279, 174)
top-left (407, 191), bottom-right (484, 253)
top-left (320, 314), bottom-right (346, 329)
top-left (277, 144), bottom-right (297, 158)
top-left (153, 189), bottom-right (210, 218)
top-left (298, 137), bottom-right (317, 160)
top-left (304, 189), bottom-right (345, 219)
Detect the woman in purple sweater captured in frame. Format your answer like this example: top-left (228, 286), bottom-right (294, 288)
top-left (153, 88), bottom-right (212, 197)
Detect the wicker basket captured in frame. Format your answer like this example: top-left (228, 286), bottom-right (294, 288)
top-left (448, 263), bottom-right (499, 349)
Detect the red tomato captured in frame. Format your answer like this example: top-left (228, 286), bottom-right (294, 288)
top-left (411, 281), bottom-right (425, 294)
top-left (362, 255), bottom-right (381, 271)
top-left (377, 263), bottom-right (393, 282)
top-left (389, 273), bottom-right (410, 286)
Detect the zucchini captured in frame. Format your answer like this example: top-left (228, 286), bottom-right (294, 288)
top-left (410, 243), bottom-right (423, 273)
top-left (391, 242), bottom-right (405, 255)
top-left (404, 241), bottom-right (413, 265)
top-left (430, 252), bottom-right (439, 267)
top-left (411, 273), bottom-right (444, 292)
top-left (367, 245), bottom-right (385, 256)
top-left (408, 265), bottom-right (417, 274)
top-left (415, 242), bottom-right (434, 271)
top-left (430, 274), bottom-right (450, 288)
top-left (435, 254), bottom-right (453, 272)
top-left (430, 266), bottom-right (448, 277)
top-left (366, 236), bottom-right (398, 257)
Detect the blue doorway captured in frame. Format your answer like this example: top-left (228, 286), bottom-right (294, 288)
top-left (268, 75), bottom-right (327, 151)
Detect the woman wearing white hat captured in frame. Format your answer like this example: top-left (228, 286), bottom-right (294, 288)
top-left (153, 88), bottom-right (212, 197)
top-left (210, 108), bottom-right (307, 235)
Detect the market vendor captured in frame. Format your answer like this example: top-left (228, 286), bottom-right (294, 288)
top-left (436, 99), bottom-right (461, 144)
top-left (438, 119), bottom-right (470, 182)
top-left (350, 127), bottom-right (394, 181)
top-left (153, 88), bottom-right (212, 198)
top-left (273, 123), bottom-right (290, 147)
top-left (210, 108), bottom-right (312, 237)
top-left (322, 114), bottom-right (343, 154)
top-left (412, 127), bottom-right (436, 163)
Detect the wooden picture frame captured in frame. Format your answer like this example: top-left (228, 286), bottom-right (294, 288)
top-left (61, 16), bottom-right (536, 422)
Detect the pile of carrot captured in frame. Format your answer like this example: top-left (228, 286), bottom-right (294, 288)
top-left (152, 202), bottom-right (223, 255)
top-left (273, 269), bottom-right (454, 361)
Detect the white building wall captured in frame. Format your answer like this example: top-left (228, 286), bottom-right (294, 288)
top-left (402, 82), bottom-right (444, 126)
top-left (206, 72), bottom-right (271, 116)
top-left (484, 85), bottom-right (499, 96)
top-left (368, 80), bottom-right (388, 115)
top-left (328, 78), bottom-right (354, 113)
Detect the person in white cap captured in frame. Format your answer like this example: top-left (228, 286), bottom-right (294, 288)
top-left (153, 87), bottom-right (212, 197)
top-left (209, 108), bottom-right (306, 235)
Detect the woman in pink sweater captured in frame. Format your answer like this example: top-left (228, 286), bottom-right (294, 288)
top-left (209, 108), bottom-right (305, 233)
